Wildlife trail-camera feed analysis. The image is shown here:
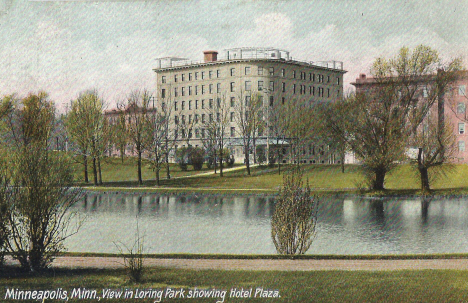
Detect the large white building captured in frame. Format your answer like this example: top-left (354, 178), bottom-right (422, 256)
top-left (154, 47), bottom-right (346, 164)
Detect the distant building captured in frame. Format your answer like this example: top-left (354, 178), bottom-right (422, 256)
top-left (153, 47), bottom-right (346, 164)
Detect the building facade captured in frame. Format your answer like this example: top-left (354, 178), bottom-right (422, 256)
top-left (153, 47), bottom-right (346, 164)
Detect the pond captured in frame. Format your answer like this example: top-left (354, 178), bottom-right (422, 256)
top-left (66, 192), bottom-right (468, 255)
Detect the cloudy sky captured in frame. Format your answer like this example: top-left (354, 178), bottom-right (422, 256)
top-left (1, 0), bottom-right (467, 111)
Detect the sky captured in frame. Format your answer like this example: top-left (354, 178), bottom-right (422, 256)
top-left (1, 0), bottom-right (467, 112)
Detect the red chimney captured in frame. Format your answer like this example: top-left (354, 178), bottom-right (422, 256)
top-left (204, 50), bottom-right (218, 62)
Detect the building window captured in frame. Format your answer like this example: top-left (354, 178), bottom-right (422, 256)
top-left (161, 76), bottom-right (166, 83)
top-left (282, 97), bottom-right (285, 104)
top-left (293, 70), bottom-right (296, 78)
top-left (245, 81), bottom-right (252, 91)
top-left (459, 123), bottom-right (465, 134)
top-left (327, 75), bottom-right (330, 83)
top-left (181, 74), bottom-right (185, 81)
top-left (230, 68), bottom-right (235, 76)
top-left (209, 114), bottom-right (213, 122)
top-left (174, 115), bottom-right (179, 124)
top-left (195, 128), bottom-right (199, 138)
top-left (161, 89), bottom-right (166, 98)
top-left (245, 66), bottom-right (251, 75)
top-left (201, 71), bottom-right (205, 79)
top-left (258, 67), bottom-right (263, 75)
top-left (217, 83), bottom-right (221, 93)
top-left (188, 73), bottom-right (192, 81)
top-left (201, 99), bottom-right (205, 109)
top-left (269, 67), bottom-right (274, 76)
top-left (458, 102), bottom-right (466, 113)
top-left (181, 115), bottom-right (185, 124)
top-left (201, 128), bottom-right (205, 138)
top-left (282, 82), bottom-right (286, 92)
top-left (460, 85), bottom-right (466, 96)
top-left (209, 84), bottom-right (213, 94)
top-left (174, 101), bottom-right (178, 111)
top-left (209, 70), bottom-right (213, 79)
top-left (230, 82), bottom-right (235, 92)
top-left (217, 70), bottom-right (220, 78)
top-left (460, 140), bottom-right (465, 152)
top-left (181, 101), bottom-right (185, 110)
top-left (174, 74), bottom-right (178, 82)
top-left (230, 112), bottom-right (234, 122)
top-left (231, 127), bottom-right (235, 137)
top-left (181, 87), bottom-right (185, 96)
top-left (202, 85), bottom-right (206, 94)
top-left (258, 81), bottom-right (264, 91)
top-left (336, 77), bottom-right (340, 85)
top-left (189, 100), bottom-right (192, 110)
top-left (202, 114), bottom-right (206, 123)
top-left (174, 87), bottom-right (178, 97)
top-left (293, 84), bottom-right (296, 94)
top-left (195, 85), bottom-right (199, 95)
top-left (217, 98), bottom-right (221, 108)
top-left (281, 69), bottom-right (285, 77)
top-left (189, 114), bottom-right (192, 124)
top-left (269, 96), bottom-right (273, 107)
top-left (195, 100), bottom-right (199, 109)
top-left (195, 72), bottom-right (198, 80)
top-left (327, 88), bottom-right (330, 98)
top-left (269, 81), bottom-right (274, 91)
top-left (230, 97), bottom-right (235, 107)
top-left (188, 86), bottom-right (192, 96)
top-left (209, 99), bottom-right (213, 109)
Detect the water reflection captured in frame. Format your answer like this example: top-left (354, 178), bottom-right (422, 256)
top-left (67, 193), bottom-right (468, 254)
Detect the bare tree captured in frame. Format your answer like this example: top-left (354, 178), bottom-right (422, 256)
top-left (203, 94), bottom-right (230, 177)
top-left (234, 90), bottom-right (263, 175)
top-left (145, 104), bottom-right (168, 186)
top-left (124, 89), bottom-right (151, 185)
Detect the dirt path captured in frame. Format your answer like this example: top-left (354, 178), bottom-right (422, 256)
top-left (26, 257), bottom-right (468, 271)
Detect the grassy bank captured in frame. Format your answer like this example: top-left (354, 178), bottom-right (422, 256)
top-left (75, 157), bottom-right (468, 195)
top-left (2, 266), bottom-right (468, 302)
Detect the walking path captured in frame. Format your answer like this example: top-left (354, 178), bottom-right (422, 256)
top-left (20, 257), bottom-right (468, 271)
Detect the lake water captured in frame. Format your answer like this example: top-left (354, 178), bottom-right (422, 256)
top-left (66, 192), bottom-right (468, 255)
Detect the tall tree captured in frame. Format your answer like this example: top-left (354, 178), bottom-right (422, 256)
top-left (203, 94), bottom-right (230, 177)
top-left (235, 91), bottom-right (263, 175)
top-left (347, 45), bottom-right (459, 190)
top-left (0, 92), bottom-right (82, 271)
top-left (124, 89), bottom-right (151, 185)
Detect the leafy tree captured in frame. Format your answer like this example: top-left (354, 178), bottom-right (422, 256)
top-left (271, 168), bottom-right (319, 255)
top-left (347, 45), bottom-right (460, 190)
top-left (0, 92), bottom-right (82, 271)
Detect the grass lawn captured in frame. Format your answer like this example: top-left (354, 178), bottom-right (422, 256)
top-left (2, 266), bottom-right (468, 302)
top-left (75, 157), bottom-right (468, 195)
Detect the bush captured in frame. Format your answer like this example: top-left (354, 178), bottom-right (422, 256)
top-left (190, 147), bottom-right (205, 170)
top-left (256, 146), bottom-right (266, 164)
top-left (115, 225), bottom-right (145, 283)
top-left (271, 168), bottom-right (319, 255)
top-left (175, 147), bottom-right (189, 171)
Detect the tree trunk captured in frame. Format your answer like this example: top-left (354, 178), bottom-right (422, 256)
top-left (372, 169), bottom-right (386, 190)
top-left (156, 166), bottom-right (160, 186)
top-left (277, 148), bottom-right (281, 175)
top-left (120, 145), bottom-right (125, 163)
top-left (245, 146), bottom-right (251, 176)
top-left (83, 154), bottom-right (89, 183)
top-left (419, 166), bottom-right (430, 192)
top-left (341, 152), bottom-right (345, 173)
top-left (137, 148), bottom-right (142, 185)
top-left (219, 150), bottom-right (224, 177)
top-left (92, 156), bottom-right (98, 186)
top-left (98, 157), bottom-right (102, 185)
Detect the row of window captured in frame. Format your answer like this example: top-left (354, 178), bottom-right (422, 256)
top-left (160, 67), bottom-right (340, 85)
top-left (174, 127), bottom-right (237, 139)
top-left (161, 82), bottom-right (337, 99)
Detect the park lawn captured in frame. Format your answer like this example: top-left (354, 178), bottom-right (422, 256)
top-left (74, 157), bottom-right (468, 194)
top-left (2, 266), bottom-right (468, 302)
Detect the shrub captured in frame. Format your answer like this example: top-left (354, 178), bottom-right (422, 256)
top-left (190, 147), bottom-right (205, 170)
top-left (271, 168), bottom-right (319, 255)
top-left (256, 146), bottom-right (266, 164)
top-left (175, 147), bottom-right (189, 171)
top-left (115, 225), bottom-right (145, 283)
